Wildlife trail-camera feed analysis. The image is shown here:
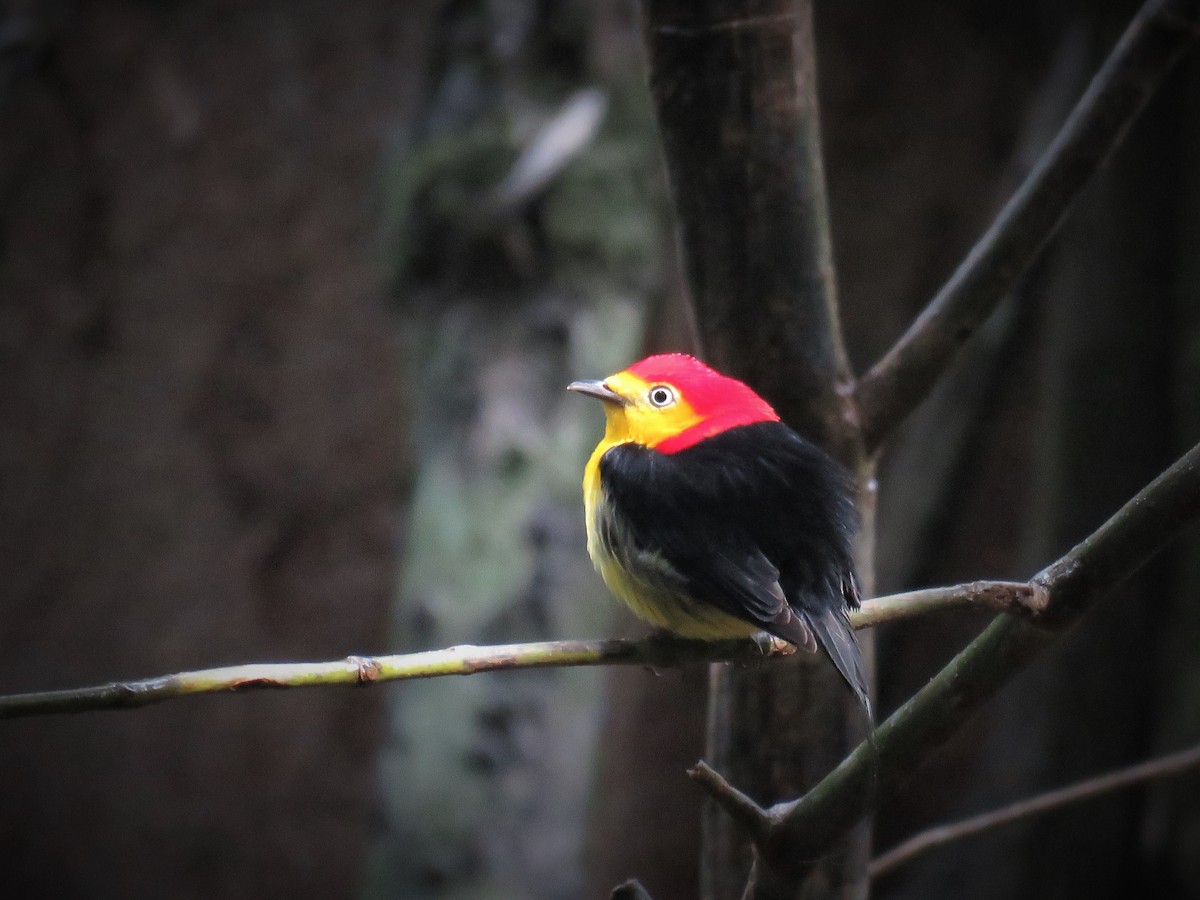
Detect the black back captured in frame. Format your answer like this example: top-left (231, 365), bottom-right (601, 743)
top-left (599, 421), bottom-right (867, 709)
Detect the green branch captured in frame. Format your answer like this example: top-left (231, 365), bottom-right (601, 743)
top-left (0, 582), bottom-right (1038, 720)
top-left (690, 440), bottom-right (1200, 891)
top-left (855, 0), bottom-right (1200, 452)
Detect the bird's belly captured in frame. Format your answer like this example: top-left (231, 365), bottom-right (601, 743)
top-left (587, 492), bottom-right (759, 640)
top-left (596, 556), bottom-right (758, 639)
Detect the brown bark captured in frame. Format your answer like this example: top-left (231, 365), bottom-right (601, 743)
top-left (0, 2), bottom-right (421, 895)
top-left (586, 660), bottom-right (708, 900)
top-left (641, 1), bottom-right (869, 896)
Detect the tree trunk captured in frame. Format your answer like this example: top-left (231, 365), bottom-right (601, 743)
top-left (641, 2), bottom-right (871, 896)
top-left (365, 1), bottom-right (671, 897)
top-left (0, 2), bottom-right (419, 895)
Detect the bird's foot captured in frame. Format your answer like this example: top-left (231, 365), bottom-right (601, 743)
top-left (753, 632), bottom-right (796, 657)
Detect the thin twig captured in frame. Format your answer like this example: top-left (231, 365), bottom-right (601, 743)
top-left (0, 581), bottom-right (1041, 720)
top-left (688, 761), bottom-right (770, 843)
top-left (0, 638), bottom-right (773, 719)
top-left (876, 26), bottom-right (1088, 590)
top-left (855, 0), bottom-right (1200, 451)
top-left (761, 440), bottom-right (1200, 863)
top-left (854, 581), bottom-right (1044, 626)
top-left (870, 741), bottom-right (1200, 878)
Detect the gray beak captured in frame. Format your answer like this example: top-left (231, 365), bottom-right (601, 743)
top-left (567, 380), bottom-right (628, 405)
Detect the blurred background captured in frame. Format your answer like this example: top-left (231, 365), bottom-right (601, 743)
top-left (1, 1), bottom-right (1198, 898)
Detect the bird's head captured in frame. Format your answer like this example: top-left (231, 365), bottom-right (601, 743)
top-left (568, 353), bottom-right (779, 453)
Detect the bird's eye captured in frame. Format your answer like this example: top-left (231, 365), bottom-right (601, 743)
top-left (647, 385), bottom-right (676, 408)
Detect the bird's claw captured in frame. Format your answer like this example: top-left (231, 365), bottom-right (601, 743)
top-left (753, 633), bottom-right (796, 656)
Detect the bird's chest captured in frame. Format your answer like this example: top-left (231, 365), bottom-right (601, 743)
top-left (584, 460), bottom-right (640, 594)
top-left (587, 490), bottom-right (682, 630)
top-left (582, 446), bottom-right (754, 638)
top-left (583, 450), bottom-right (672, 621)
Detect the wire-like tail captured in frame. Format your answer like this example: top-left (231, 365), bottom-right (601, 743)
top-left (807, 605), bottom-right (878, 810)
top-left (806, 606), bottom-right (871, 719)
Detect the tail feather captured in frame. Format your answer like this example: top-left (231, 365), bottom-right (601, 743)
top-left (805, 606), bottom-right (870, 718)
top-left (806, 605), bottom-right (879, 811)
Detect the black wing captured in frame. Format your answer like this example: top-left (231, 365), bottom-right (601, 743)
top-left (600, 421), bottom-right (866, 705)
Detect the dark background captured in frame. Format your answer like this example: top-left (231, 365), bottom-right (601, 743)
top-left (1, 1), bottom-right (1197, 898)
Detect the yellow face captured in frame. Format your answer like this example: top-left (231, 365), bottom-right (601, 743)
top-left (575, 370), bottom-right (701, 449)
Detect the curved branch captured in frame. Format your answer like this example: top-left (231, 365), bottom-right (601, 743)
top-left (855, 0), bottom-right (1200, 451)
top-left (870, 740), bottom-right (1200, 878)
top-left (688, 760), bottom-right (770, 844)
top-left (0, 581), bottom-right (1040, 720)
top-left (712, 440), bottom-right (1200, 879)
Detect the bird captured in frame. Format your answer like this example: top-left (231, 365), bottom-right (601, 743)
top-left (568, 352), bottom-right (868, 712)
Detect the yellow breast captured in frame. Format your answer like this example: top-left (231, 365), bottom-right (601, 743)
top-left (581, 439), bottom-right (759, 639)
